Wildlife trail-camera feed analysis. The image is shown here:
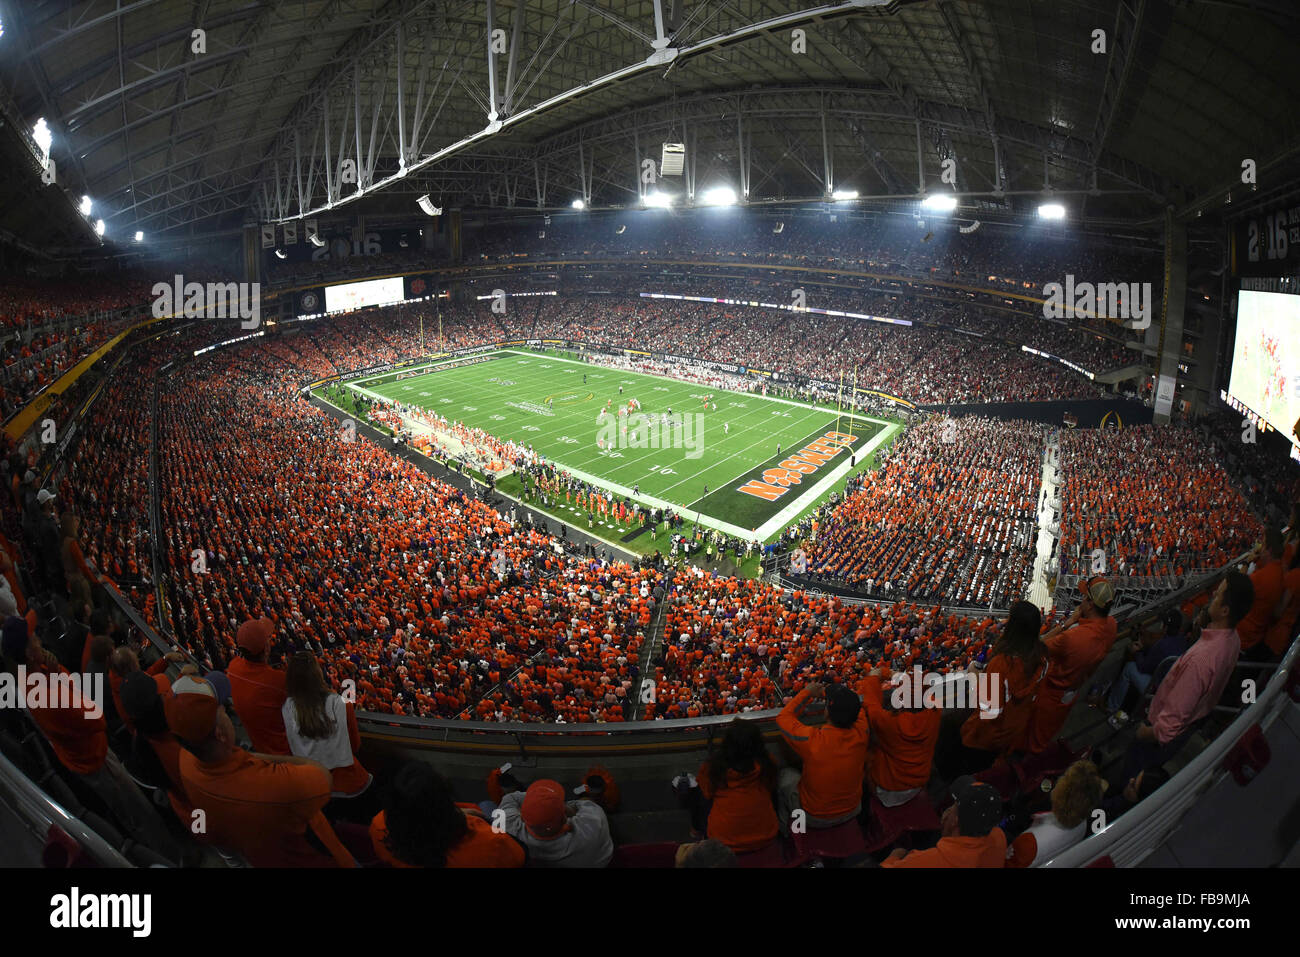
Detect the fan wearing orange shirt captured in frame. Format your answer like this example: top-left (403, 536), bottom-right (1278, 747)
top-left (944, 601), bottom-right (1047, 777)
top-left (882, 776), bottom-right (1006, 868)
top-left (859, 670), bottom-right (941, 807)
top-left (1023, 577), bottom-right (1118, 754)
top-left (370, 762), bottom-right (525, 868)
top-left (695, 719), bottom-right (780, 854)
top-left (167, 681), bottom-right (357, 868)
top-left (1265, 545), bottom-right (1300, 658)
top-left (226, 616), bottom-right (291, 754)
top-left (1238, 528), bottom-right (1285, 662)
top-left (775, 681), bottom-right (869, 829)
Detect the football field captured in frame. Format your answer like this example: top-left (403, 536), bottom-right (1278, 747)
top-left (339, 349), bottom-right (901, 539)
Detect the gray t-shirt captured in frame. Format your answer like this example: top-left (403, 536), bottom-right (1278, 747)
top-left (499, 794), bottom-right (613, 868)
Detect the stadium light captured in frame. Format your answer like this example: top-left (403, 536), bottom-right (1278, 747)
top-left (832, 189), bottom-right (859, 201)
top-left (79, 195), bottom-right (93, 216)
top-left (700, 186), bottom-right (737, 207)
top-left (32, 118), bottom-right (52, 159)
top-left (643, 191), bottom-right (673, 208)
top-left (571, 198), bottom-right (586, 210)
top-left (93, 219), bottom-right (105, 237)
top-left (921, 194), bottom-right (958, 213)
top-left (134, 231), bottom-right (144, 242)
top-left (1037, 202), bottom-right (1066, 220)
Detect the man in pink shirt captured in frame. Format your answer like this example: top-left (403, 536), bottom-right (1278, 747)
top-left (1123, 572), bottom-right (1252, 780)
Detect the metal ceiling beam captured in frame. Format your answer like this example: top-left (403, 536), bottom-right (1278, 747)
top-left (17, 0), bottom-right (173, 63)
top-left (1088, 0), bottom-right (1145, 183)
top-left (260, 1), bottom-right (902, 223)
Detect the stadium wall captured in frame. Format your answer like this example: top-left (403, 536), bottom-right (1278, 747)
top-left (919, 396), bottom-right (1155, 429)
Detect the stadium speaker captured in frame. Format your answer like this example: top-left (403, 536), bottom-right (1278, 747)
top-left (306, 219), bottom-right (325, 247)
top-left (660, 143), bottom-right (685, 176)
top-left (773, 222), bottom-right (784, 234)
top-left (417, 194), bottom-right (442, 216)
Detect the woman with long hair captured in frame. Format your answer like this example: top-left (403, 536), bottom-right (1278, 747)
top-left (282, 651), bottom-right (375, 820)
top-left (370, 762), bottom-right (524, 868)
top-left (937, 600), bottom-right (1046, 778)
top-left (694, 718), bottom-right (780, 854)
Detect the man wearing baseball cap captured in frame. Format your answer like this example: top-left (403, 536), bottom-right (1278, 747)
top-left (1022, 575), bottom-right (1118, 754)
top-left (226, 616), bottom-right (291, 754)
top-left (497, 779), bottom-right (613, 867)
top-left (167, 680), bottom-right (357, 867)
top-left (882, 776), bottom-right (1007, 868)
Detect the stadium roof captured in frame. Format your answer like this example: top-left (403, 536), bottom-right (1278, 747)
top-left (1, 0), bottom-right (1298, 247)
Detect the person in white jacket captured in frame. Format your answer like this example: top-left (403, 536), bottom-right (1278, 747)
top-left (282, 652), bottom-right (374, 819)
top-left (498, 779), bottom-right (613, 868)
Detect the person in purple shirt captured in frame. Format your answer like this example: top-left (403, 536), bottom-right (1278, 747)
top-left (1106, 609), bottom-right (1190, 718)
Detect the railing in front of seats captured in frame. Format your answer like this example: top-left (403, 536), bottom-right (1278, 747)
top-left (1042, 633), bottom-right (1297, 868)
top-left (0, 752), bottom-right (132, 867)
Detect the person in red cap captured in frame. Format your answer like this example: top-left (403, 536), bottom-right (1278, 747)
top-left (167, 681), bottom-right (358, 867)
top-left (1022, 576), bottom-right (1117, 754)
top-left (226, 616), bottom-right (290, 754)
top-left (498, 778), bottom-right (613, 867)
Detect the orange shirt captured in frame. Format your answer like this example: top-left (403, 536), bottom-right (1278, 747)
top-left (1042, 615), bottom-right (1118, 693)
top-left (697, 762), bottom-right (780, 853)
top-left (859, 675), bottom-right (941, 793)
top-left (776, 686), bottom-right (869, 819)
top-left (1239, 559), bottom-right (1284, 651)
top-left (960, 654), bottom-right (1044, 753)
top-left (881, 829), bottom-right (1007, 868)
top-left (176, 749), bottom-right (338, 867)
top-left (1266, 566), bottom-right (1300, 656)
top-left (227, 657), bottom-right (291, 754)
top-left (26, 663), bottom-right (107, 775)
top-left (369, 807), bottom-right (526, 868)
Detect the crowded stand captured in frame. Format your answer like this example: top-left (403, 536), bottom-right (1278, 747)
top-left (807, 416), bottom-right (1045, 608)
top-left (0, 267), bottom-right (1294, 874)
top-left (1055, 425), bottom-right (1264, 579)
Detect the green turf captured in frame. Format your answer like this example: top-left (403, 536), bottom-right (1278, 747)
top-left (337, 348), bottom-right (899, 538)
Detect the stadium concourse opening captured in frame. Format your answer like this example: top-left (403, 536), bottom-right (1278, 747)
top-left (0, 0), bottom-right (1298, 935)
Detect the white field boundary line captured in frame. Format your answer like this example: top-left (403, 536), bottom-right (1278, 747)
top-left (369, 351), bottom-right (820, 491)
top-left (347, 352), bottom-right (510, 390)
top-left (491, 350), bottom-right (896, 494)
top-left (752, 421), bottom-right (903, 540)
top-left (354, 348), bottom-right (898, 539)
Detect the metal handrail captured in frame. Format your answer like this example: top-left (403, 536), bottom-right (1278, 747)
top-left (0, 751), bottom-right (132, 867)
top-left (1042, 633), bottom-right (1298, 868)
